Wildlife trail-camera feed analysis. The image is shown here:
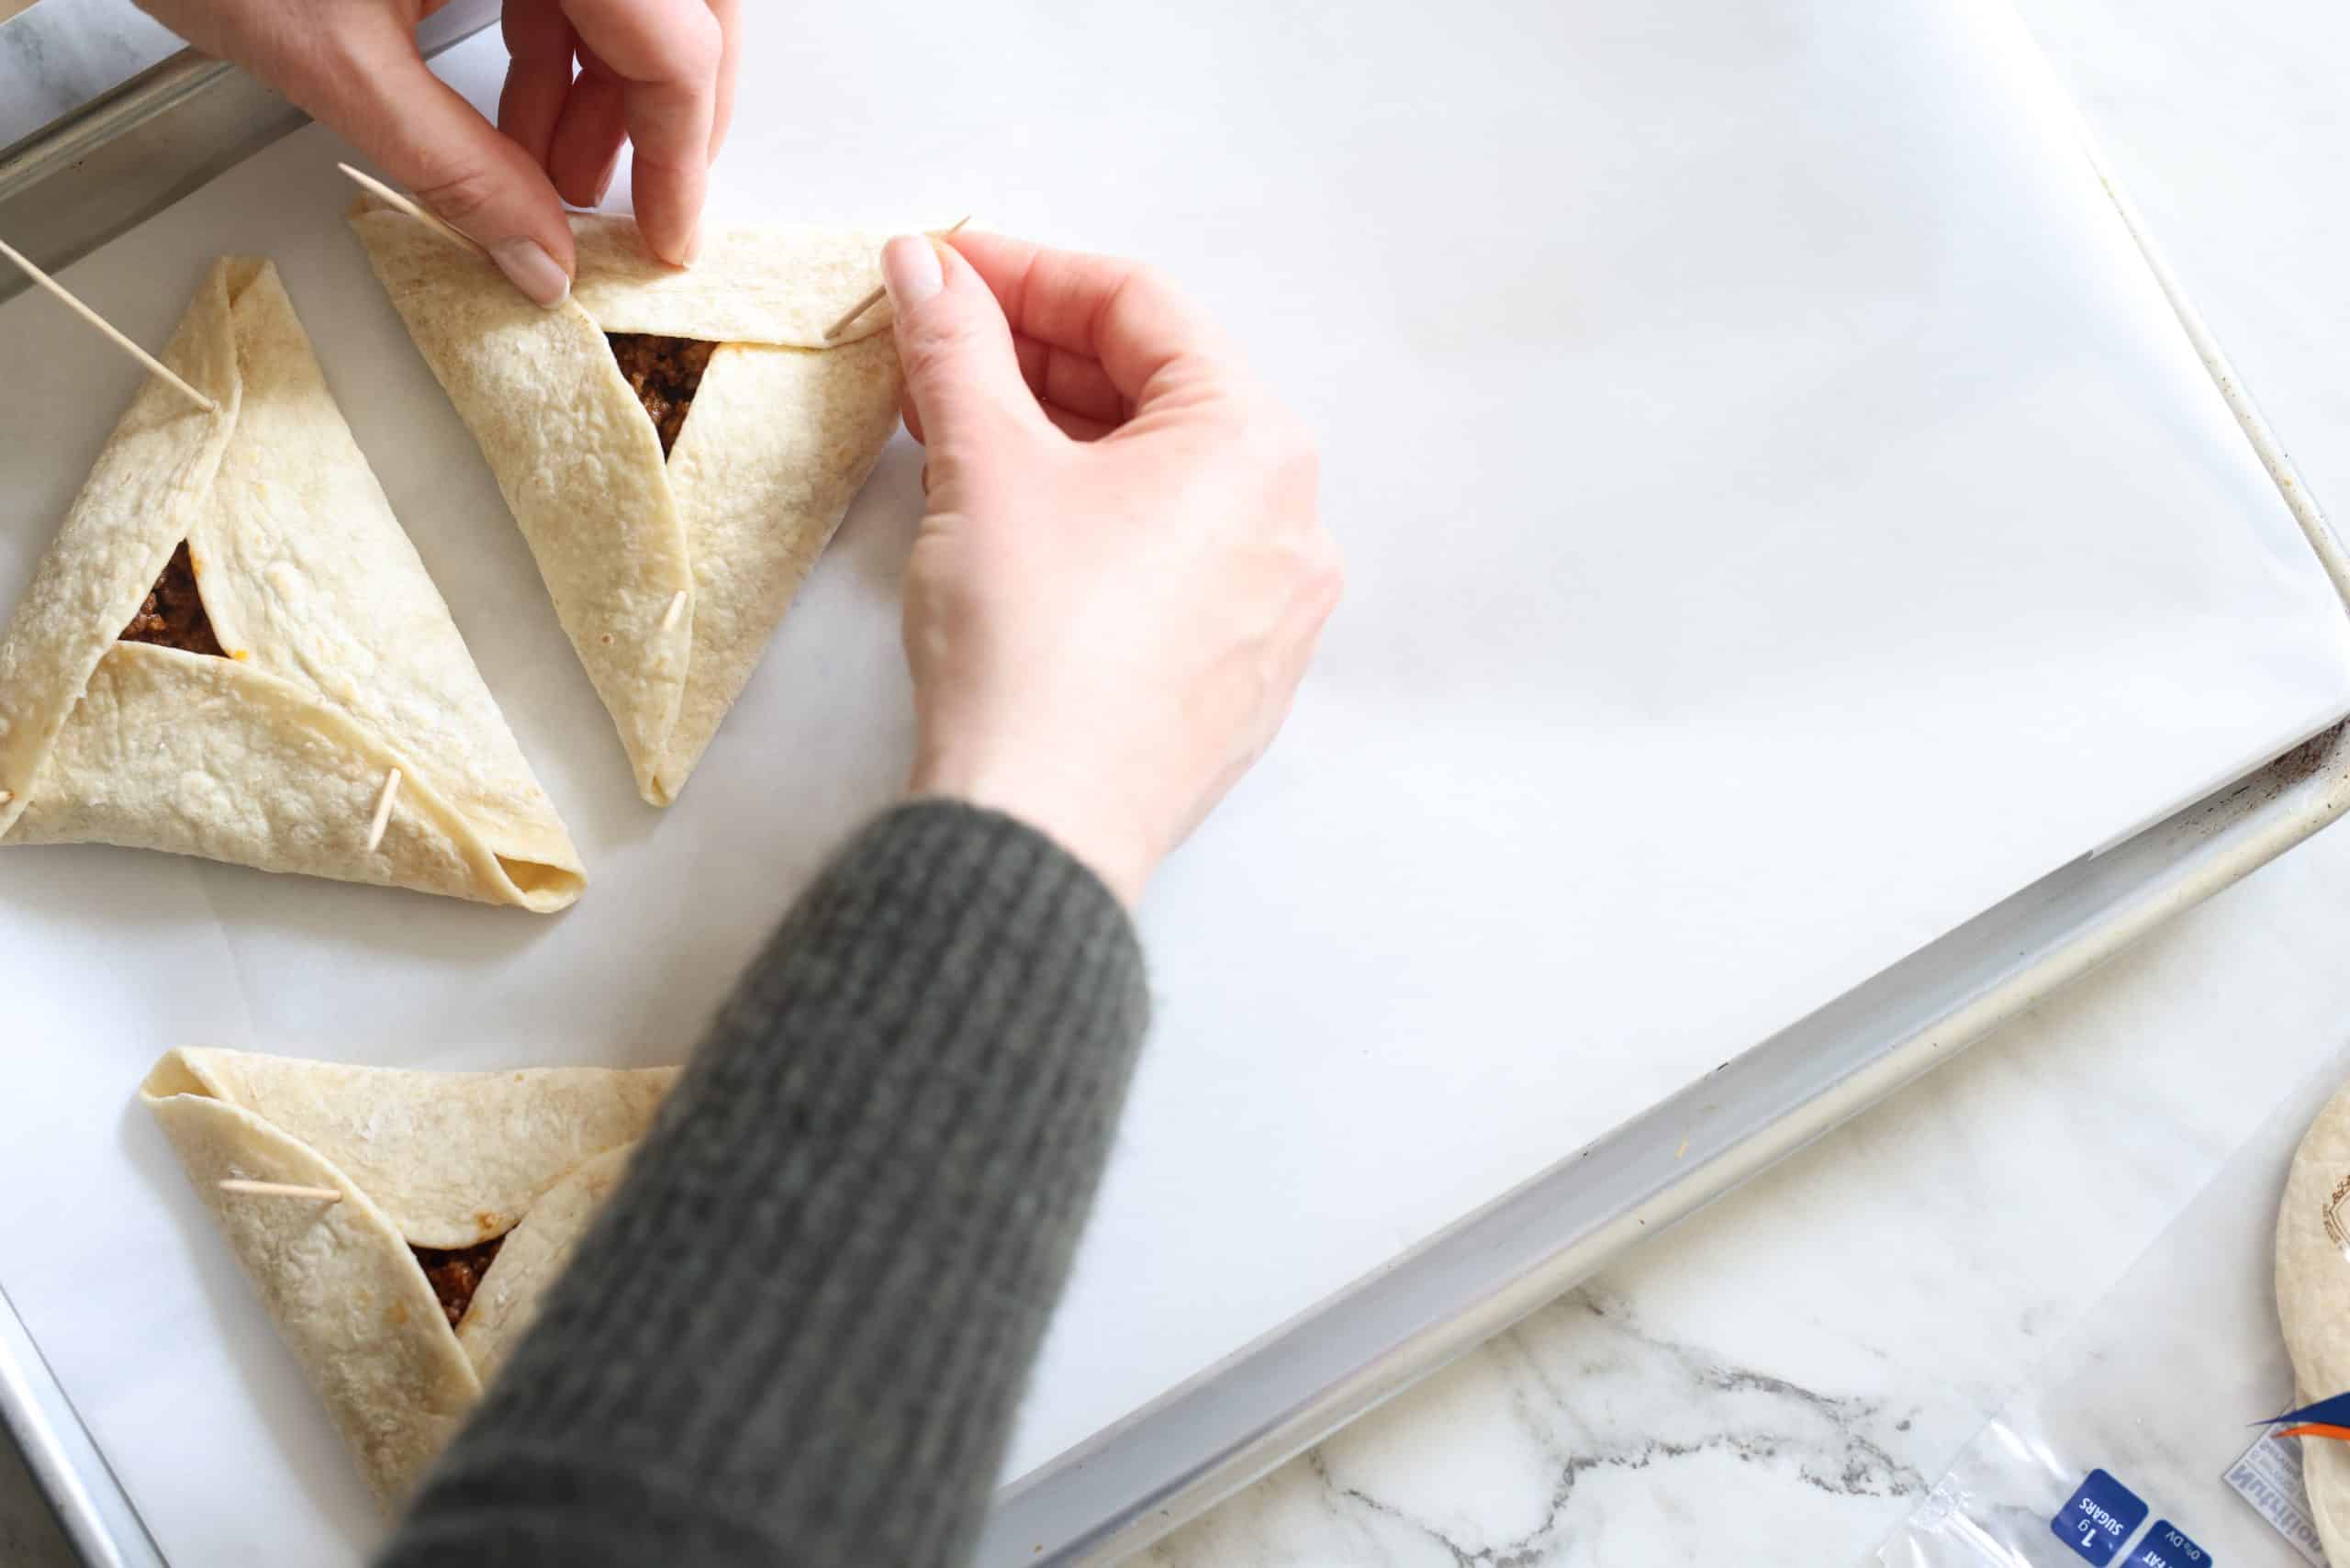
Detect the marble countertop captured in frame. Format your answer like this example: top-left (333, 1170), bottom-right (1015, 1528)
top-left (6, 0), bottom-right (2350, 1564)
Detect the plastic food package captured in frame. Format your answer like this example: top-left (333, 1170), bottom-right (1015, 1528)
top-left (1875, 1052), bottom-right (2350, 1567)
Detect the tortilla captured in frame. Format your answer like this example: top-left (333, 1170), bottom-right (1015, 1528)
top-left (140, 1047), bottom-right (677, 1506)
top-left (0, 259), bottom-right (584, 910)
top-left (2277, 1078), bottom-right (2350, 1563)
top-left (350, 205), bottom-right (906, 806)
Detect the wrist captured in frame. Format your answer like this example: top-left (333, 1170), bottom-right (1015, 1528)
top-left (906, 748), bottom-right (1154, 909)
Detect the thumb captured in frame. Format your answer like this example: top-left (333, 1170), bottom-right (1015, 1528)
top-left (330, 40), bottom-right (576, 307)
top-left (885, 235), bottom-right (1045, 455)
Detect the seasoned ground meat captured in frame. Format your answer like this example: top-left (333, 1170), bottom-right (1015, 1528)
top-left (411, 1235), bottom-right (507, 1328)
top-left (118, 540), bottom-right (224, 656)
top-left (608, 332), bottom-right (717, 458)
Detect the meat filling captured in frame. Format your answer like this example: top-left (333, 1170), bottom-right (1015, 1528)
top-left (118, 541), bottom-right (225, 656)
top-left (411, 1235), bottom-right (507, 1328)
top-left (608, 332), bottom-right (717, 459)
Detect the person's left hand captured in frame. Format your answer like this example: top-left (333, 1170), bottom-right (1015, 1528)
top-left (136, 0), bottom-right (740, 302)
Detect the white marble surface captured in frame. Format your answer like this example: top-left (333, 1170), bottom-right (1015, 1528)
top-left (0, 0), bottom-right (179, 148)
top-left (6, 0), bottom-right (2350, 1564)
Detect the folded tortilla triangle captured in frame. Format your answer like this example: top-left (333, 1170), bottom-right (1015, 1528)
top-left (2278, 1078), bottom-right (2350, 1564)
top-left (351, 203), bottom-right (908, 806)
top-left (141, 1047), bottom-right (677, 1505)
top-left (0, 258), bottom-right (585, 910)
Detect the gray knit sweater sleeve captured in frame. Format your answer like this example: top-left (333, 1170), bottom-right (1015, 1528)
top-left (376, 801), bottom-right (1150, 1568)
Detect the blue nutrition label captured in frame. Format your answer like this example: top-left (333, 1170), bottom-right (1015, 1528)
top-left (2124, 1520), bottom-right (2210, 1568)
top-left (2052, 1471), bottom-right (2149, 1565)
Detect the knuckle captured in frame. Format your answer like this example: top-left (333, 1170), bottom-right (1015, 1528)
top-left (1279, 429), bottom-right (1321, 490)
top-left (898, 323), bottom-right (969, 387)
top-left (665, 13), bottom-right (726, 82)
top-left (1192, 400), bottom-right (1254, 445)
top-left (1298, 529), bottom-right (1344, 610)
top-left (1125, 261), bottom-right (1178, 304)
top-left (1251, 413), bottom-right (1320, 492)
top-left (409, 162), bottom-right (503, 228)
top-left (1315, 544), bottom-right (1347, 612)
top-left (1231, 394), bottom-right (1306, 452)
top-left (308, 21), bottom-right (387, 84)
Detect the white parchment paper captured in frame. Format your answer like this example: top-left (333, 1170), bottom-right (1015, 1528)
top-left (4, 1), bottom-right (2350, 1562)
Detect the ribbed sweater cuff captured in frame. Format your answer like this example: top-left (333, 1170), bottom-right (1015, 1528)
top-left (379, 800), bottom-right (1149, 1568)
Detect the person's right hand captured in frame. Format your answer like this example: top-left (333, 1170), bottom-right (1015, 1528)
top-left (885, 231), bottom-right (1342, 907)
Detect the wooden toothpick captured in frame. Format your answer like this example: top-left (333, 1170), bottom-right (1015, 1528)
top-left (822, 217), bottom-right (972, 342)
top-left (219, 1179), bottom-right (342, 1203)
top-left (0, 237), bottom-right (218, 414)
top-left (364, 767), bottom-right (402, 854)
top-left (338, 163), bottom-right (486, 258)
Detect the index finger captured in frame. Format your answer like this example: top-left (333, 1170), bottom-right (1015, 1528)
top-left (945, 231), bottom-right (1237, 404)
top-left (561, 0), bottom-right (725, 263)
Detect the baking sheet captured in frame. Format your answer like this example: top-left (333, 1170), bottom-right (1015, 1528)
top-left (5, 0), bottom-right (2350, 1562)
top-left (0, 0), bottom-right (180, 148)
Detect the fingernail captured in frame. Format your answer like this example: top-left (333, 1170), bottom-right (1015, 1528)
top-left (681, 223), bottom-right (703, 267)
top-left (882, 234), bottom-right (942, 309)
top-left (489, 238), bottom-right (570, 308)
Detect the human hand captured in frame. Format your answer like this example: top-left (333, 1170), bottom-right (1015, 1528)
top-left (887, 232), bottom-right (1342, 907)
top-left (135, 0), bottom-right (738, 300)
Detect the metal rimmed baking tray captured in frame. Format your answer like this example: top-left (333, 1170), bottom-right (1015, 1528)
top-left (0, 0), bottom-right (497, 297)
top-left (5, 14), bottom-right (2350, 1568)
